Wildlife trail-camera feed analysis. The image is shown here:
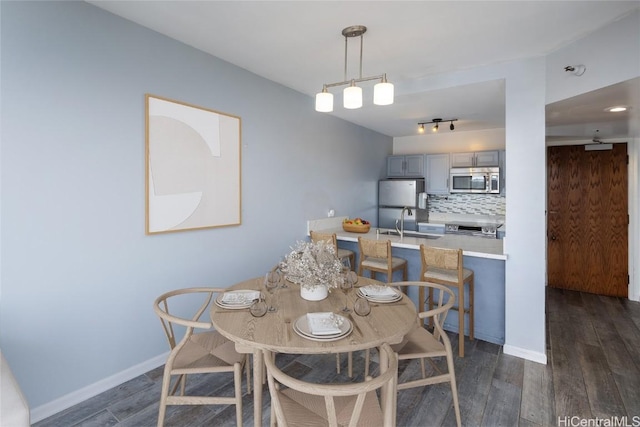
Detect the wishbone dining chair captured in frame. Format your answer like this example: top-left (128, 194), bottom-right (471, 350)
top-left (309, 231), bottom-right (358, 377)
top-left (153, 287), bottom-right (251, 427)
top-left (391, 281), bottom-right (462, 427)
top-left (265, 343), bottom-right (398, 427)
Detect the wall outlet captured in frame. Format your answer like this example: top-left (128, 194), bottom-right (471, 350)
top-left (328, 209), bottom-right (335, 218)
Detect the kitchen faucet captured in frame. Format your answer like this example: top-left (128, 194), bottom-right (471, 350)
top-left (395, 207), bottom-right (413, 238)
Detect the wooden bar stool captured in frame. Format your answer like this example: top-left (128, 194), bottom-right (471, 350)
top-left (419, 245), bottom-right (474, 357)
top-left (309, 230), bottom-right (356, 270)
top-left (357, 237), bottom-right (408, 284)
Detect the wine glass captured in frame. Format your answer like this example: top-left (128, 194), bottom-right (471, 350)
top-left (340, 257), bottom-right (351, 274)
top-left (277, 260), bottom-right (288, 288)
top-left (250, 297), bottom-right (268, 317)
top-left (340, 270), bottom-right (354, 313)
top-left (354, 296), bottom-right (371, 316)
top-left (346, 270), bottom-right (358, 287)
top-left (264, 270), bottom-right (280, 312)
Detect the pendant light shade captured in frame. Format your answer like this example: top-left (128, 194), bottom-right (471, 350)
top-left (315, 88), bottom-right (334, 112)
top-left (315, 25), bottom-right (393, 112)
top-left (343, 83), bottom-right (363, 109)
top-left (373, 75), bottom-right (394, 106)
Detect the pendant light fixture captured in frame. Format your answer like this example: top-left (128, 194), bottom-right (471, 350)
top-left (315, 25), bottom-right (394, 112)
top-left (417, 118), bottom-right (458, 133)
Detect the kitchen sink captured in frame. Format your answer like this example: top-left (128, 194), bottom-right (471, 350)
top-left (379, 230), bottom-right (442, 240)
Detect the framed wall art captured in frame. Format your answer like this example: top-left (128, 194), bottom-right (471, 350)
top-left (145, 94), bottom-right (241, 234)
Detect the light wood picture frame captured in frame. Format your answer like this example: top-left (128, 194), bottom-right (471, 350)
top-left (145, 94), bottom-right (241, 234)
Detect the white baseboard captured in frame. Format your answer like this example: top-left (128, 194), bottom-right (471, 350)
top-left (503, 344), bottom-right (547, 365)
top-left (30, 352), bottom-right (168, 424)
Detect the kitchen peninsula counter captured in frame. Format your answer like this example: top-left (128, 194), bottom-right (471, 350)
top-left (308, 218), bottom-right (506, 345)
top-left (323, 227), bottom-right (506, 260)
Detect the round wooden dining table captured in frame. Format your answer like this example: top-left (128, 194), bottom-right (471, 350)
top-left (210, 276), bottom-right (417, 427)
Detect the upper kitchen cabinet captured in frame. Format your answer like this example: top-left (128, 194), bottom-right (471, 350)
top-left (450, 150), bottom-right (499, 168)
top-left (425, 153), bottom-right (450, 194)
top-left (386, 154), bottom-right (425, 177)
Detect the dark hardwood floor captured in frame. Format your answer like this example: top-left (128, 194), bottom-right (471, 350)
top-left (34, 288), bottom-right (640, 427)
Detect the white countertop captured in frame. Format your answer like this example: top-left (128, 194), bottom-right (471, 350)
top-left (318, 226), bottom-right (506, 260)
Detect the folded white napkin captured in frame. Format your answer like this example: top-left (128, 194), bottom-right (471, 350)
top-left (221, 290), bottom-right (260, 304)
top-left (306, 312), bottom-right (342, 336)
top-left (360, 285), bottom-right (398, 299)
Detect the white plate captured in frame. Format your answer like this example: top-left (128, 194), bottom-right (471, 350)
top-left (356, 288), bottom-right (402, 303)
top-left (215, 290), bottom-right (261, 309)
top-left (293, 314), bottom-right (352, 341)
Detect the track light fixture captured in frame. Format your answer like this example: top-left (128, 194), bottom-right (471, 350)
top-left (315, 25), bottom-right (394, 112)
top-left (417, 118), bottom-right (458, 133)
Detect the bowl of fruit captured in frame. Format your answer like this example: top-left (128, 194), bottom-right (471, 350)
top-left (342, 218), bottom-right (371, 233)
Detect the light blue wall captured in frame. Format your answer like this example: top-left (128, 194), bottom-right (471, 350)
top-left (0, 1), bottom-right (391, 409)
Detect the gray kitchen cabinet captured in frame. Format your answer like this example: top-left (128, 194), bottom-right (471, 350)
top-left (425, 153), bottom-right (450, 194)
top-left (451, 150), bottom-right (499, 167)
top-left (386, 154), bottom-right (424, 177)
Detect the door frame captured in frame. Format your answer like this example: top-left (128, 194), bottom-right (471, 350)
top-left (629, 141), bottom-right (639, 301)
top-left (546, 140), bottom-right (639, 301)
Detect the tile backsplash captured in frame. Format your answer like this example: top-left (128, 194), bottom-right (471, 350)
top-left (427, 194), bottom-right (505, 216)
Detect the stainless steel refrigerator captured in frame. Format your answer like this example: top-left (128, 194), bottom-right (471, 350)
top-left (378, 179), bottom-right (428, 231)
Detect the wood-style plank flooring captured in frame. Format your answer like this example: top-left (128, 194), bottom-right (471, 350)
top-left (34, 288), bottom-right (640, 426)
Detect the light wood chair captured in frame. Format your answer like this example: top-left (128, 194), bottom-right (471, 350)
top-left (309, 231), bottom-right (357, 377)
top-left (357, 237), bottom-right (408, 377)
top-left (358, 237), bottom-right (408, 284)
top-left (153, 287), bottom-right (250, 427)
top-left (310, 230), bottom-right (356, 270)
top-left (264, 343), bottom-right (398, 427)
top-left (419, 245), bottom-right (474, 357)
top-left (391, 281), bottom-right (462, 427)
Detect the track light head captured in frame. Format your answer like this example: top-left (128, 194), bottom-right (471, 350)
top-left (432, 118), bottom-right (442, 132)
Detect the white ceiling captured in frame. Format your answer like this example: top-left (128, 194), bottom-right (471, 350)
top-left (88, 1), bottom-right (639, 140)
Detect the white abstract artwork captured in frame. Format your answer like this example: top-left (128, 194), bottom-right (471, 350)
top-left (146, 95), bottom-right (241, 234)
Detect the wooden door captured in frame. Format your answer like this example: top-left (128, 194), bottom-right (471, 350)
top-left (547, 144), bottom-right (628, 297)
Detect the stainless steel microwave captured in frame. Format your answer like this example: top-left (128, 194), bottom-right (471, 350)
top-left (450, 167), bottom-right (500, 194)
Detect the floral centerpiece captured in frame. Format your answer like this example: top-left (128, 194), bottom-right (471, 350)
top-left (280, 240), bottom-right (344, 301)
